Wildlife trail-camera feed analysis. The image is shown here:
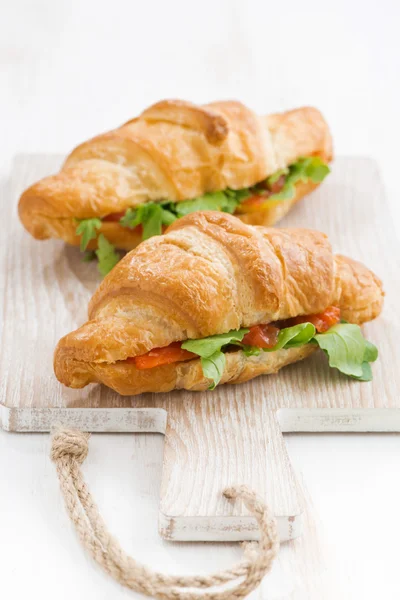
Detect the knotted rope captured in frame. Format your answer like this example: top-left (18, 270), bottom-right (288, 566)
top-left (51, 428), bottom-right (279, 599)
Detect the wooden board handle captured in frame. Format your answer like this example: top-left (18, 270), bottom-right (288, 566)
top-left (159, 398), bottom-right (303, 542)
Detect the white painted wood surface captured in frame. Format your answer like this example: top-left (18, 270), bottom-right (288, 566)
top-left (1, 154), bottom-right (399, 549)
top-left (2, 1), bottom-right (400, 597)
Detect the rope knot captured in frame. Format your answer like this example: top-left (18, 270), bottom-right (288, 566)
top-left (223, 484), bottom-right (249, 501)
top-left (51, 428), bottom-right (90, 464)
top-left (223, 486), bottom-right (238, 500)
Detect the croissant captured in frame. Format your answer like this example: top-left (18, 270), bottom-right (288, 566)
top-left (19, 100), bottom-right (333, 254)
top-left (54, 212), bottom-right (383, 395)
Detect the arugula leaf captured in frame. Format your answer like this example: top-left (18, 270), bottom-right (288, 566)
top-left (182, 329), bottom-right (249, 389)
top-left (75, 219), bottom-right (121, 272)
top-left (240, 345), bottom-right (261, 357)
top-left (267, 157), bottom-right (330, 202)
top-left (141, 205), bottom-right (164, 240)
top-left (95, 234), bottom-right (120, 276)
top-left (181, 320), bottom-right (377, 387)
top-left (201, 352), bottom-right (226, 390)
top-left (227, 188), bottom-right (252, 203)
top-left (116, 157), bottom-right (330, 243)
top-left (181, 329), bottom-right (249, 357)
top-left (287, 156), bottom-right (330, 185)
top-left (75, 218), bottom-right (102, 251)
top-left (271, 323), bottom-right (316, 350)
top-left (352, 362), bottom-right (373, 382)
top-left (237, 323), bottom-right (316, 357)
top-left (160, 207), bottom-right (177, 226)
top-left (174, 191), bottom-right (242, 216)
top-left (222, 196), bottom-right (242, 214)
top-left (173, 192), bottom-right (226, 215)
top-left (121, 157), bottom-right (330, 239)
top-left (302, 156), bottom-right (331, 183)
top-left (352, 342), bottom-right (378, 381)
top-left (364, 340), bottom-right (378, 363)
top-left (314, 323), bottom-right (378, 380)
top-left (120, 203), bottom-right (177, 239)
top-left (118, 189), bottom-right (253, 242)
top-left (119, 207), bottom-right (140, 229)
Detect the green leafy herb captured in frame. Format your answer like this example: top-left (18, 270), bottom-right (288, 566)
top-left (70, 157), bottom-right (329, 263)
top-left (116, 157), bottom-right (330, 243)
top-left (271, 322), bottom-right (316, 350)
top-left (95, 234), bottom-right (120, 277)
top-left (119, 207), bottom-right (137, 228)
top-left (243, 322), bottom-right (377, 380)
top-left (314, 323), bottom-right (378, 381)
top-left (353, 362), bottom-right (373, 382)
top-left (181, 329), bottom-right (249, 388)
top-left (237, 323), bottom-right (316, 357)
top-left (201, 352), bottom-right (226, 390)
top-left (302, 156), bottom-right (331, 183)
top-left (181, 320), bottom-right (377, 389)
top-left (286, 156), bottom-right (330, 185)
top-left (182, 329), bottom-right (249, 357)
top-left (228, 188), bottom-right (252, 203)
top-left (75, 218), bottom-right (102, 251)
top-left (74, 158), bottom-right (330, 258)
top-left (266, 156), bottom-right (330, 202)
top-left (172, 190), bottom-right (246, 217)
top-left (364, 340), bottom-right (379, 363)
top-left (120, 203), bottom-right (177, 239)
top-left (240, 345), bottom-right (262, 357)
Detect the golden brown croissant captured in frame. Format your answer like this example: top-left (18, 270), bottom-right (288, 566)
top-left (54, 212), bottom-right (383, 395)
top-left (19, 100), bottom-right (333, 253)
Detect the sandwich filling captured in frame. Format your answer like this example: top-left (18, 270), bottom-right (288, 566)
top-left (119, 307), bottom-right (378, 387)
top-left (76, 156), bottom-right (330, 275)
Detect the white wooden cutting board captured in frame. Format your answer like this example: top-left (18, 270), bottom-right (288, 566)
top-left (1, 156), bottom-right (399, 544)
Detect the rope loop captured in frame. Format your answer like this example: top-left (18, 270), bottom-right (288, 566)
top-left (51, 427), bottom-right (279, 599)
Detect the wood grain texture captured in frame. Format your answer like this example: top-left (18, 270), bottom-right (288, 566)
top-left (159, 397), bottom-right (301, 542)
top-left (1, 155), bottom-right (399, 543)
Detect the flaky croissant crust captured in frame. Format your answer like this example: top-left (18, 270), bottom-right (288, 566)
top-left (54, 212), bottom-right (383, 394)
top-left (19, 100), bottom-right (333, 248)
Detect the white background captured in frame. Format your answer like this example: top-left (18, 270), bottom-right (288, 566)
top-left (1, 1), bottom-right (400, 598)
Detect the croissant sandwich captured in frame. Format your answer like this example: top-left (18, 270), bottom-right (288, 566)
top-left (54, 212), bottom-right (383, 395)
top-left (19, 100), bottom-right (332, 275)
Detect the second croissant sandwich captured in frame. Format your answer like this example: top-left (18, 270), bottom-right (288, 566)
top-left (54, 212), bottom-right (383, 395)
top-left (19, 100), bottom-right (332, 274)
